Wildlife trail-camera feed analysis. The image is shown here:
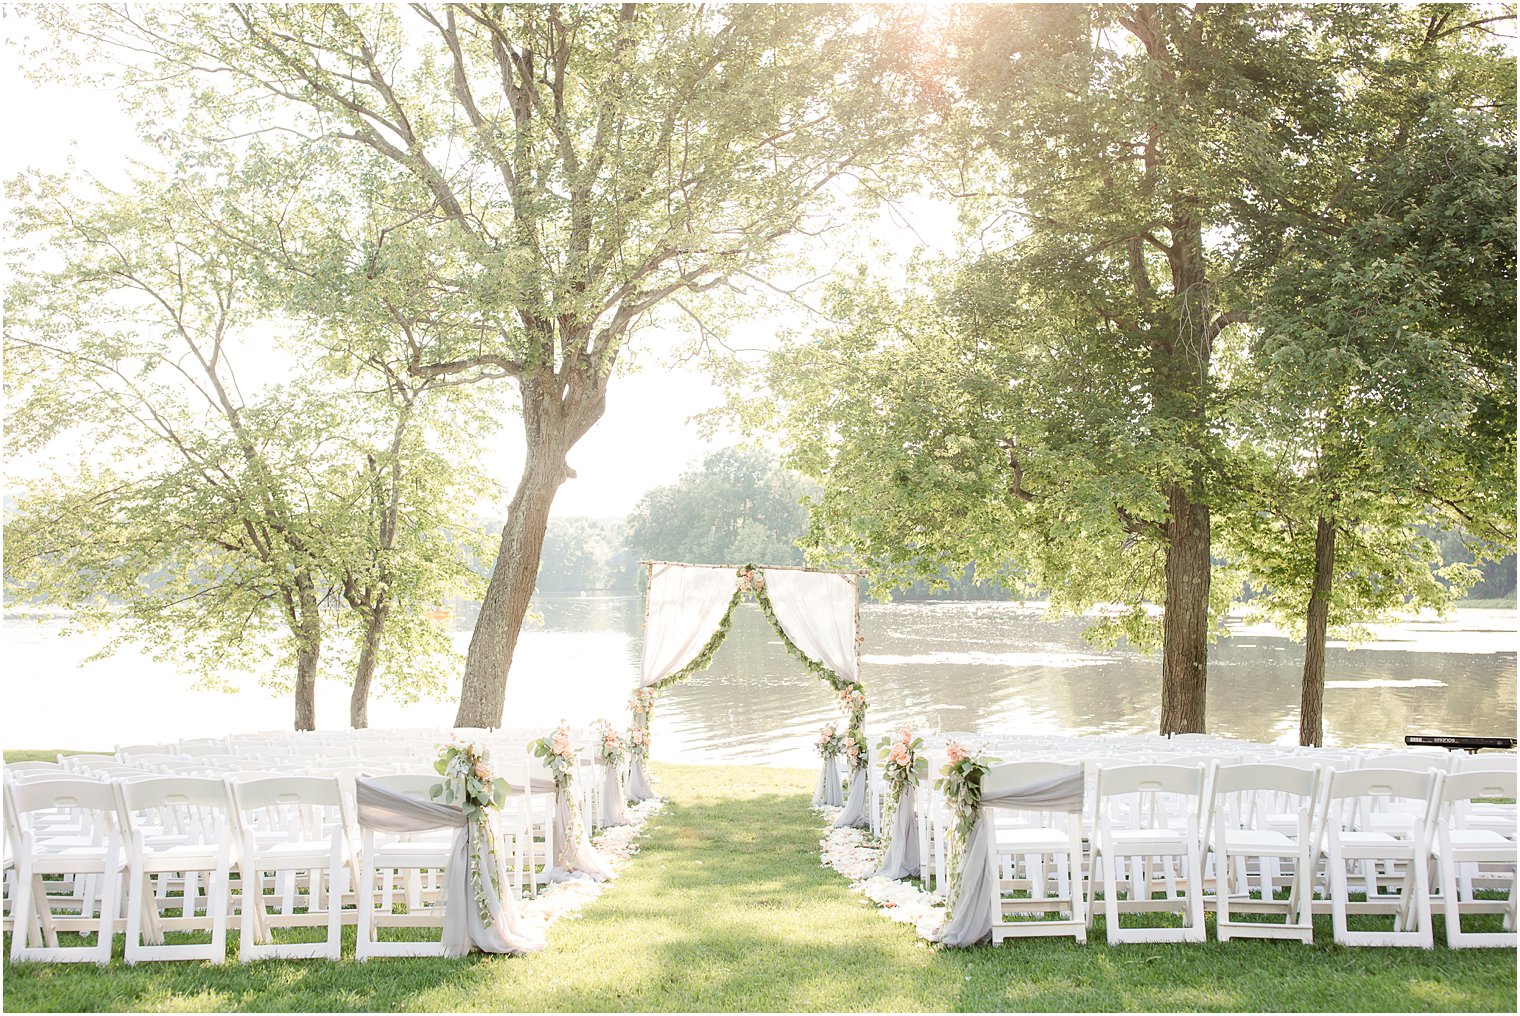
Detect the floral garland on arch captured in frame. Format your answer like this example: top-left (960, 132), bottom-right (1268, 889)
top-left (935, 740), bottom-right (1000, 910)
top-left (638, 564), bottom-right (868, 763)
top-left (430, 739), bottom-right (510, 928)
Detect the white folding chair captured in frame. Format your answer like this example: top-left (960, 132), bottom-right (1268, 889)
top-left (1428, 769), bottom-right (1517, 949)
top-left (1316, 767), bottom-right (1436, 949)
top-left (356, 774), bottom-right (451, 960)
top-left (229, 776), bottom-right (354, 961)
top-left (115, 777), bottom-right (235, 964)
top-left (1208, 763), bottom-right (1319, 943)
top-left (7, 777), bottom-right (124, 964)
top-left (1089, 763), bottom-right (1207, 944)
top-left (982, 761), bottom-right (1087, 944)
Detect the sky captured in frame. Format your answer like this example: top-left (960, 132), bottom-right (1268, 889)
top-left (0, 18), bottom-right (957, 521)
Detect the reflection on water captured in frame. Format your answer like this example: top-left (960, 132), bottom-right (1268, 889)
top-left (3, 595), bottom-right (1514, 767)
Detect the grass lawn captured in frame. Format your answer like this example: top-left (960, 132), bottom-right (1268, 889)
top-left (3, 754), bottom-right (1516, 1012)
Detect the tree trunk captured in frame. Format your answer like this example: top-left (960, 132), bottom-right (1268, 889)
top-left (1159, 483), bottom-right (1211, 734)
top-left (1299, 515), bottom-right (1336, 747)
top-left (455, 444), bottom-right (570, 728)
top-left (292, 572), bottom-right (322, 731)
top-left (350, 602), bottom-right (390, 729)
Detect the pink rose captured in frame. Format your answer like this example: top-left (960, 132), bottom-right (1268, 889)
top-left (945, 740), bottom-right (968, 764)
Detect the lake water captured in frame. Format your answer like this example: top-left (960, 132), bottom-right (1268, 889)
top-left (3, 596), bottom-right (1514, 766)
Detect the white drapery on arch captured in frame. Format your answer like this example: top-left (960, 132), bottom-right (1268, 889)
top-left (638, 562), bottom-right (860, 689)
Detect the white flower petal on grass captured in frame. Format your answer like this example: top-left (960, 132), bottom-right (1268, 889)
top-left (816, 817), bottom-right (946, 943)
top-left (517, 799), bottom-right (666, 932)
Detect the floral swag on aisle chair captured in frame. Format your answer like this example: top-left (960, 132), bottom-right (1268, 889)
top-left (626, 688), bottom-right (658, 802)
top-left (635, 563), bottom-right (868, 805)
top-left (353, 741), bottom-right (546, 957)
top-left (530, 723), bottom-right (614, 883)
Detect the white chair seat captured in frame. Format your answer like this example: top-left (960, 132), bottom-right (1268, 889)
top-left (1214, 829), bottom-right (1298, 855)
top-left (995, 828), bottom-right (1072, 852)
top-left (1109, 828), bottom-right (1190, 852)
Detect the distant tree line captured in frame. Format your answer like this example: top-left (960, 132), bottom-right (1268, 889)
top-left (527, 450), bottom-right (1515, 606)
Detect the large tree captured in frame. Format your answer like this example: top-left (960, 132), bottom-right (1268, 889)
top-left (1226, 39), bottom-right (1517, 744)
top-left (751, 4), bottom-right (1513, 733)
top-left (33, 3), bottom-right (925, 726)
top-left (3, 164), bottom-right (489, 729)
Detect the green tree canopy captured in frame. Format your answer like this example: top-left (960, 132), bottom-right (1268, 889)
top-left (624, 448), bottom-right (818, 571)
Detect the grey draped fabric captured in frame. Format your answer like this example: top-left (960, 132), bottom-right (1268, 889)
top-left (874, 786), bottom-right (920, 879)
top-left (833, 766), bottom-right (870, 828)
top-left (813, 755), bottom-right (844, 808)
top-left (627, 756), bottom-right (657, 802)
top-left (355, 778), bottom-right (546, 957)
top-left (542, 788), bottom-right (615, 884)
top-left (598, 765), bottom-right (631, 827)
top-left (936, 769), bottom-right (1085, 948)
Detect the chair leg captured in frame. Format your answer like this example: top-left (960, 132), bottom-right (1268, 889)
top-left (10, 860), bottom-right (35, 959)
top-left (239, 865), bottom-right (259, 962)
top-left (93, 866), bottom-right (119, 965)
top-left (1186, 843), bottom-right (1206, 942)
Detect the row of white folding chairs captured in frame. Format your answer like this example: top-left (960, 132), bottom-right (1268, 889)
top-left (955, 760), bottom-right (1516, 949)
top-left (108, 731), bottom-right (618, 835)
top-left (908, 744), bottom-right (1513, 895)
top-left (3, 769), bottom-right (556, 964)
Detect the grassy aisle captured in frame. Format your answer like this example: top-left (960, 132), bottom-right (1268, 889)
top-left (2, 759), bottom-right (1515, 1012)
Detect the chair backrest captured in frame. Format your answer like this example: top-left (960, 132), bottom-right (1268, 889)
top-left (982, 760), bottom-right (1081, 794)
top-left (229, 775), bottom-right (343, 811)
top-left (364, 773), bottom-right (441, 801)
top-left (1210, 762), bottom-right (1320, 837)
top-left (1096, 763), bottom-right (1206, 799)
top-left (59, 753), bottom-right (117, 771)
top-left (116, 776), bottom-right (234, 816)
top-left (1213, 762), bottom-right (1319, 798)
top-left (176, 742), bottom-right (231, 757)
top-left (5, 761), bottom-right (68, 775)
top-left (116, 744), bottom-right (174, 761)
top-left (9, 777), bottom-right (121, 818)
top-left (1437, 769), bottom-right (1518, 808)
top-left (1364, 752), bottom-right (1451, 773)
top-left (1324, 767), bottom-right (1436, 803)
top-left (230, 775), bottom-right (350, 844)
top-left (1455, 753), bottom-right (1519, 774)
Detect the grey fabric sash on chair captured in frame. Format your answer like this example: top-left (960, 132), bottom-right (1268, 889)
top-left (355, 778), bottom-right (546, 957)
top-left (627, 757), bottom-right (657, 802)
top-left (599, 765), bottom-right (631, 827)
top-left (936, 769), bottom-right (1085, 947)
top-left (834, 766), bottom-right (871, 829)
top-left (524, 776), bottom-right (615, 884)
top-left (874, 786), bottom-right (920, 879)
top-left (813, 755), bottom-right (844, 808)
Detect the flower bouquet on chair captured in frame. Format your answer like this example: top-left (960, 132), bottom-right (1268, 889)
top-left (593, 719), bottom-right (631, 827)
top-left (834, 726), bottom-right (873, 829)
top-left (874, 725), bottom-right (929, 879)
top-left (530, 722), bottom-right (614, 883)
top-left (626, 724), bottom-right (657, 802)
top-left (813, 723), bottom-right (846, 809)
top-left (431, 741), bottom-right (511, 929)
